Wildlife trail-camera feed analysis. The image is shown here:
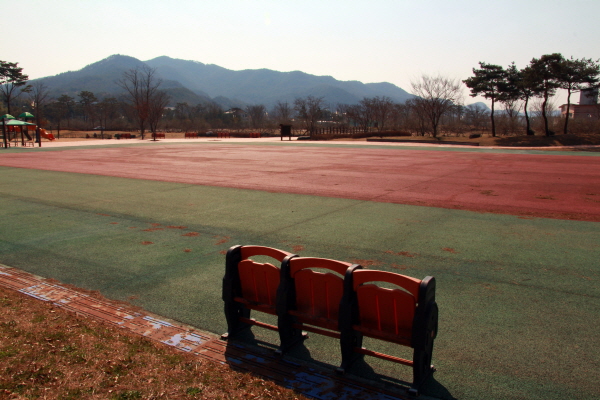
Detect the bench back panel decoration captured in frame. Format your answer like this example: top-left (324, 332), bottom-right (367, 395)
top-left (341, 269), bottom-right (438, 395)
top-left (222, 245), bottom-right (294, 340)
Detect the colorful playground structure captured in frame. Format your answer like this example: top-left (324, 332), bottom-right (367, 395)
top-left (0, 113), bottom-right (55, 148)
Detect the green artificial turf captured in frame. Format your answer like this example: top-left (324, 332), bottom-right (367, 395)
top-left (0, 165), bottom-right (598, 400)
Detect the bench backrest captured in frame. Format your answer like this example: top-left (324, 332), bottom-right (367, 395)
top-left (238, 260), bottom-right (279, 310)
top-left (280, 257), bottom-right (357, 331)
top-left (348, 269), bottom-right (436, 347)
top-left (223, 245), bottom-right (293, 314)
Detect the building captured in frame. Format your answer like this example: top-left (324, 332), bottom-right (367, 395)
top-left (559, 88), bottom-right (600, 119)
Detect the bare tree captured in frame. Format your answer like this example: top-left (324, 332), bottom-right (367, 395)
top-left (148, 90), bottom-right (171, 139)
top-left (370, 96), bottom-right (395, 132)
top-left (246, 104), bottom-right (266, 129)
top-left (97, 97), bottom-right (119, 134)
top-left (28, 82), bottom-right (50, 126)
top-left (117, 65), bottom-right (162, 139)
top-left (411, 75), bottom-right (463, 137)
top-left (272, 101), bottom-right (292, 124)
top-left (464, 104), bottom-right (490, 131)
top-left (294, 96), bottom-right (324, 137)
top-left (342, 99), bottom-right (373, 133)
top-left (405, 98), bottom-right (429, 136)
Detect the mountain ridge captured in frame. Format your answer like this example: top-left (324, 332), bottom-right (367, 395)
top-left (34, 54), bottom-right (414, 108)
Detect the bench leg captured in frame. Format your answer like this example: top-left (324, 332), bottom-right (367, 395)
top-left (337, 330), bottom-right (363, 374)
top-left (276, 313), bottom-right (306, 355)
top-left (411, 301), bottom-right (438, 394)
top-left (221, 301), bottom-right (251, 340)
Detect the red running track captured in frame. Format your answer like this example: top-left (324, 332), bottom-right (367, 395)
top-left (1, 144), bottom-right (599, 222)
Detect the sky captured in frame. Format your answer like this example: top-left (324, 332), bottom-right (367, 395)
top-left (2, 0), bottom-right (600, 108)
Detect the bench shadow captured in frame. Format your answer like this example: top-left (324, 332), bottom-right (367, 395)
top-left (223, 332), bottom-right (456, 399)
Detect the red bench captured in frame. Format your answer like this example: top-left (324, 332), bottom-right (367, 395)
top-left (222, 245), bottom-right (438, 395)
top-left (153, 132), bottom-right (165, 139)
top-left (217, 132), bottom-right (230, 138)
top-left (184, 132), bottom-right (197, 138)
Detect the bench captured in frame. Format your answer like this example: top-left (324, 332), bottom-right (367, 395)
top-left (221, 245), bottom-right (438, 395)
top-left (217, 132), bottom-right (230, 138)
top-left (153, 132), bottom-right (166, 139)
top-left (184, 132), bottom-right (197, 138)
top-left (249, 132), bottom-right (261, 138)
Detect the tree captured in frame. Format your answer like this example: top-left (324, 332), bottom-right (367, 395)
top-left (342, 98), bottom-right (374, 133)
top-left (47, 94), bottom-right (75, 138)
top-left (78, 91), bottom-right (97, 128)
top-left (272, 101), bottom-right (292, 124)
top-left (27, 82), bottom-right (50, 142)
top-left (404, 98), bottom-right (429, 136)
top-left (117, 65), bottom-right (162, 139)
top-left (463, 63), bottom-right (508, 137)
top-left (97, 97), bottom-right (120, 135)
top-left (294, 96), bottom-right (324, 137)
top-left (464, 103), bottom-right (489, 131)
top-left (498, 62), bottom-right (524, 135)
top-left (410, 75), bottom-right (463, 137)
top-left (148, 90), bottom-right (170, 139)
top-left (246, 104), bottom-right (266, 129)
top-left (0, 60), bottom-right (30, 114)
top-left (528, 53), bottom-right (564, 136)
top-left (556, 57), bottom-right (600, 134)
top-left (371, 96), bottom-right (395, 132)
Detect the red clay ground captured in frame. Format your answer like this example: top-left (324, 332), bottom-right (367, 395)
top-left (1, 143), bottom-right (599, 221)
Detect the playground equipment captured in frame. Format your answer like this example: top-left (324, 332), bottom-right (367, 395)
top-left (39, 129), bottom-right (55, 141)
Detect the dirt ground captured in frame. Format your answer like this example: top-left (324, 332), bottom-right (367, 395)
top-left (44, 130), bottom-right (600, 149)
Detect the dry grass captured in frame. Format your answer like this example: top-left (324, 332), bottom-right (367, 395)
top-left (0, 289), bottom-right (305, 400)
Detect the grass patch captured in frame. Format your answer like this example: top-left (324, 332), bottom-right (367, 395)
top-left (0, 290), bottom-right (305, 400)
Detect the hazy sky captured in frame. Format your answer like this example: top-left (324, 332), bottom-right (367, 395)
top-left (2, 0), bottom-right (599, 106)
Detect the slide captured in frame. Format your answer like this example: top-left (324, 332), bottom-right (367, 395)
top-left (40, 129), bottom-right (55, 141)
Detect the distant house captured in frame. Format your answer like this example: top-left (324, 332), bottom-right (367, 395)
top-left (559, 88), bottom-right (600, 119)
top-left (224, 108), bottom-right (249, 121)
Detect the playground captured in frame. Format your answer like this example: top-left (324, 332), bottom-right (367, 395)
top-left (1, 113), bottom-right (55, 147)
top-left (0, 138), bottom-right (598, 399)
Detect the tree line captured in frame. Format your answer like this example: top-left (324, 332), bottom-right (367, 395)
top-left (2, 54), bottom-right (600, 139)
top-left (464, 53), bottom-right (600, 137)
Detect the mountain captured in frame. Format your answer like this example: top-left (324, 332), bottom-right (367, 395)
top-left (35, 54), bottom-right (414, 108)
top-left (36, 55), bottom-right (211, 106)
top-left (467, 101), bottom-right (491, 111)
top-left (145, 56), bottom-right (413, 106)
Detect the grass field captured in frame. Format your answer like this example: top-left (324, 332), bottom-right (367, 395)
top-left (0, 141), bottom-right (599, 400)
